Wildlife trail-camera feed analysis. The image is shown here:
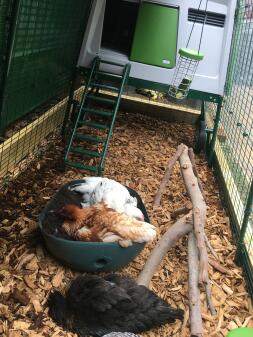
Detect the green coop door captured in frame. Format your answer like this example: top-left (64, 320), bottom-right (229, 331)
top-left (130, 2), bottom-right (179, 68)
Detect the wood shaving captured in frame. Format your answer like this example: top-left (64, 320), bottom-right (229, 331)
top-left (0, 111), bottom-right (252, 336)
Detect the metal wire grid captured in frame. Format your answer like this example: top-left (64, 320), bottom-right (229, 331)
top-left (0, 0), bottom-right (91, 187)
top-left (0, 86), bottom-right (85, 188)
top-left (207, 1), bottom-right (253, 266)
top-left (0, 0), bottom-right (10, 58)
top-left (168, 56), bottom-right (199, 100)
top-left (0, 0), bottom-right (91, 131)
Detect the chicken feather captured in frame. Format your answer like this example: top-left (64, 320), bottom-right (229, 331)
top-left (48, 274), bottom-right (184, 336)
top-left (69, 178), bottom-right (144, 220)
top-left (59, 203), bottom-right (156, 246)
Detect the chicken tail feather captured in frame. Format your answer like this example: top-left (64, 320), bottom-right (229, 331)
top-left (154, 305), bottom-right (184, 324)
top-left (48, 291), bottom-right (69, 328)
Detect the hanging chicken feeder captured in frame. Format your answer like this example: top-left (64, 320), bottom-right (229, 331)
top-left (168, 48), bottom-right (204, 100)
top-left (168, 0), bottom-right (207, 100)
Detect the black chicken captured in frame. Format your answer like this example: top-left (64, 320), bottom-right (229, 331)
top-left (48, 274), bottom-right (184, 337)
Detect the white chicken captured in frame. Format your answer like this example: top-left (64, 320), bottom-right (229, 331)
top-left (69, 177), bottom-right (144, 221)
top-left (69, 177), bottom-right (103, 204)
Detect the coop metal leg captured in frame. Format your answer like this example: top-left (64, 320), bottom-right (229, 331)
top-left (207, 98), bottom-right (223, 167)
top-left (235, 179), bottom-right (253, 264)
top-left (61, 68), bottom-right (78, 136)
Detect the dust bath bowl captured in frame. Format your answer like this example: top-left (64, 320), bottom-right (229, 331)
top-left (39, 180), bottom-right (149, 272)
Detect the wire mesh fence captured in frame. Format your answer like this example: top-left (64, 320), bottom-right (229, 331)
top-left (0, 0), bottom-right (92, 131)
top-left (206, 0), bottom-right (253, 295)
top-left (0, 0), bottom-right (91, 188)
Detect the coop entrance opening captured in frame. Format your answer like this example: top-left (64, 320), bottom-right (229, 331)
top-left (101, 0), bottom-right (139, 58)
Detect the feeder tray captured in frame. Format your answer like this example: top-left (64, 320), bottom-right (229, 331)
top-left (168, 48), bottom-right (204, 100)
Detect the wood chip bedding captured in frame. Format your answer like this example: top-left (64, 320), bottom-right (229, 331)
top-left (0, 111), bottom-right (252, 337)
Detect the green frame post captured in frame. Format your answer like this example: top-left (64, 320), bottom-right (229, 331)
top-left (64, 57), bottom-right (99, 163)
top-left (61, 67), bottom-right (79, 136)
top-left (225, 0), bottom-right (244, 96)
top-left (207, 98), bottom-right (223, 166)
top-left (61, 0), bottom-right (93, 136)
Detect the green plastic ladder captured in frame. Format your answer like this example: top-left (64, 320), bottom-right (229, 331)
top-left (64, 57), bottom-right (131, 176)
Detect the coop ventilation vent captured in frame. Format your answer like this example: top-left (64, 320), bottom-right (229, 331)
top-left (188, 9), bottom-right (226, 28)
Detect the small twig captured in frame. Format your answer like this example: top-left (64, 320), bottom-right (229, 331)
top-left (171, 201), bottom-right (192, 219)
top-left (188, 148), bottom-right (205, 197)
top-left (208, 258), bottom-right (232, 275)
top-left (205, 280), bottom-right (216, 316)
top-left (153, 143), bottom-right (186, 207)
top-left (188, 231), bottom-right (203, 337)
top-left (204, 234), bottom-right (219, 261)
top-left (137, 211), bottom-right (193, 287)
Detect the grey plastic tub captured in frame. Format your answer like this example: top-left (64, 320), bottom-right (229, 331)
top-left (39, 180), bottom-right (149, 272)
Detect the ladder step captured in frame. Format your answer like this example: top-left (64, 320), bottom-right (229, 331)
top-left (70, 147), bottom-right (101, 157)
top-left (78, 120), bottom-right (109, 130)
top-left (75, 134), bottom-right (104, 143)
top-left (83, 108), bottom-right (113, 118)
top-left (65, 160), bottom-right (98, 172)
top-left (90, 83), bottom-right (119, 92)
top-left (88, 95), bottom-right (116, 104)
top-left (100, 60), bottom-right (125, 67)
top-left (95, 71), bottom-right (122, 79)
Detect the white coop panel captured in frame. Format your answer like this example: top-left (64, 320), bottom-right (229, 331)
top-left (78, 0), bottom-right (237, 96)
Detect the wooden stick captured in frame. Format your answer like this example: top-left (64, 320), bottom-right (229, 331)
top-left (204, 234), bottom-right (219, 261)
top-left (188, 231), bottom-right (203, 337)
top-left (205, 280), bottom-right (216, 316)
top-left (208, 258), bottom-right (232, 275)
top-left (194, 208), bottom-right (209, 285)
top-left (188, 148), bottom-right (205, 197)
top-left (179, 147), bottom-right (209, 285)
top-left (137, 212), bottom-right (193, 287)
top-left (153, 143), bottom-right (186, 207)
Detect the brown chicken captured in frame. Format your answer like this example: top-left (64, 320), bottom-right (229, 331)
top-left (59, 203), bottom-right (156, 247)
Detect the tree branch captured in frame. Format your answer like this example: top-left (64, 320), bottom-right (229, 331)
top-left (204, 233), bottom-right (219, 261)
top-left (188, 148), bottom-right (205, 197)
top-left (179, 147), bottom-right (209, 285)
top-left (137, 212), bottom-right (193, 287)
top-left (188, 231), bottom-right (203, 337)
top-left (153, 143), bottom-right (186, 207)
top-left (205, 280), bottom-right (216, 316)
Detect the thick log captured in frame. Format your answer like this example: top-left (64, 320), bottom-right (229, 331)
top-left (188, 231), bottom-right (203, 337)
top-left (188, 148), bottom-right (205, 197)
top-left (137, 212), bottom-right (193, 287)
top-left (179, 147), bottom-right (209, 285)
top-left (153, 143), bottom-right (186, 207)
